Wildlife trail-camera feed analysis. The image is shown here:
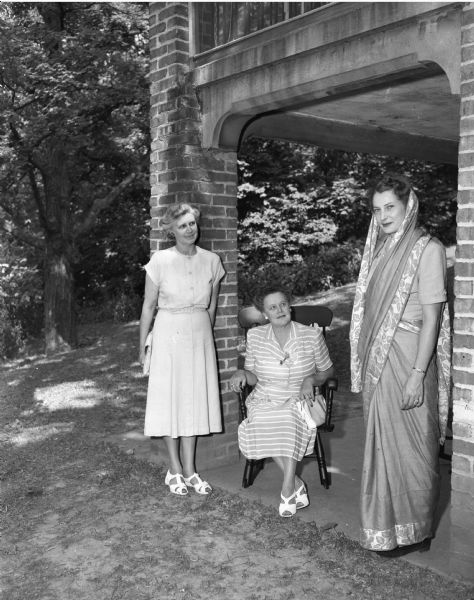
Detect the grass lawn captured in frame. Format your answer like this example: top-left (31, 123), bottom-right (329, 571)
top-left (1, 299), bottom-right (473, 599)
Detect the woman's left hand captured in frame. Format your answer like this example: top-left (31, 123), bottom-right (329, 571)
top-left (401, 371), bottom-right (424, 410)
top-left (299, 377), bottom-right (315, 405)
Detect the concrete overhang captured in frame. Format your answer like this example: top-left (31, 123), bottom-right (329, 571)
top-left (244, 71), bottom-right (459, 164)
top-left (192, 2), bottom-right (462, 164)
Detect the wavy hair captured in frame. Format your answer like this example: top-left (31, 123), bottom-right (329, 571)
top-left (160, 203), bottom-right (200, 239)
top-left (367, 173), bottom-right (412, 208)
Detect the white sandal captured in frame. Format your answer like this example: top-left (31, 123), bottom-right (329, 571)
top-left (165, 470), bottom-right (188, 496)
top-left (279, 492), bottom-right (297, 517)
top-left (184, 473), bottom-right (212, 495)
top-left (295, 482), bottom-right (309, 510)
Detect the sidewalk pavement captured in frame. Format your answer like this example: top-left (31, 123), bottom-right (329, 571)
top-left (205, 408), bottom-right (454, 580)
top-left (110, 394), bottom-right (462, 583)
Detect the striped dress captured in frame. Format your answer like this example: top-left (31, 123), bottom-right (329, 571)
top-left (238, 321), bottom-right (333, 461)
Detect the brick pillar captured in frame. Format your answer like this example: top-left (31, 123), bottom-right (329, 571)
top-left (149, 3), bottom-right (239, 468)
top-left (451, 2), bottom-right (474, 579)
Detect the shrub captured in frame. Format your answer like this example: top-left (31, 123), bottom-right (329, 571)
top-left (112, 290), bottom-right (142, 323)
top-left (238, 242), bottom-right (363, 306)
top-left (0, 259), bottom-right (43, 358)
top-left (77, 285), bottom-right (142, 324)
top-left (0, 303), bottom-right (24, 359)
top-left (238, 187), bottom-right (339, 270)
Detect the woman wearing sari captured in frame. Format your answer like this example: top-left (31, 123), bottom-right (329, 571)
top-left (349, 173), bottom-right (451, 555)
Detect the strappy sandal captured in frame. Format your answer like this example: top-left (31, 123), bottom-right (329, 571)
top-left (184, 473), bottom-right (212, 495)
top-left (165, 470), bottom-right (188, 496)
top-left (295, 482), bottom-right (309, 510)
top-left (279, 492), bottom-right (297, 517)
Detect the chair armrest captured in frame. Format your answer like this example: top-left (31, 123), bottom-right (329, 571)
top-left (319, 377), bottom-right (338, 432)
top-left (239, 377), bottom-right (338, 432)
top-left (238, 384), bottom-right (255, 422)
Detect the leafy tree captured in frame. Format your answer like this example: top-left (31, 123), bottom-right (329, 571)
top-left (75, 184), bottom-right (150, 323)
top-left (0, 2), bottom-right (149, 352)
top-left (0, 238), bottom-right (43, 358)
top-left (238, 186), bottom-right (338, 268)
top-left (237, 138), bottom-right (457, 303)
top-left (238, 138), bottom-right (457, 250)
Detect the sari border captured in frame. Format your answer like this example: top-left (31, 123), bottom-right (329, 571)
top-left (360, 522), bottom-right (431, 551)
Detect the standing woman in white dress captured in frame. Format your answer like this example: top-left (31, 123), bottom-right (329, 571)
top-left (139, 203), bottom-right (225, 496)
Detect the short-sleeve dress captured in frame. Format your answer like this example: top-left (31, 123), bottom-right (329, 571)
top-left (144, 246), bottom-right (225, 438)
top-left (238, 321), bottom-right (333, 461)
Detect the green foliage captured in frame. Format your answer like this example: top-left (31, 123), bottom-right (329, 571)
top-left (75, 183), bottom-right (150, 322)
top-left (238, 186), bottom-right (338, 268)
top-left (0, 253), bottom-right (43, 358)
top-left (0, 3), bottom-right (150, 349)
top-left (238, 242), bottom-right (363, 306)
top-left (237, 138), bottom-right (458, 304)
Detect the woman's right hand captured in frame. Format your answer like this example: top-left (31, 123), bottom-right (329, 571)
top-left (138, 347), bottom-right (146, 366)
top-left (230, 369), bottom-right (247, 392)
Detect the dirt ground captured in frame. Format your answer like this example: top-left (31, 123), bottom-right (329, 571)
top-left (1, 313), bottom-right (473, 600)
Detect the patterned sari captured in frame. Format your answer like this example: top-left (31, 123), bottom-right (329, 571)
top-left (349, 191), bottom-right (451, 551)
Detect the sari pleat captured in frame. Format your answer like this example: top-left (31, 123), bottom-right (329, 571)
top-left (360, 328), bottom-right (440, 550)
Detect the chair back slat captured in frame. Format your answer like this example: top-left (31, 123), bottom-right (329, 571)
top-left (238, 306), bottom-right (267, 329)
top-left (238, 304), bottom-right (334, 334)
top-left (292, 304), bottom-right (333, 336)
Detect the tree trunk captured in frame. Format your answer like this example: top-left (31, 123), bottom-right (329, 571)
top-left (40, 140), bottom-right (76, 354)
top-left (43, 236), bottom-right (77, 353)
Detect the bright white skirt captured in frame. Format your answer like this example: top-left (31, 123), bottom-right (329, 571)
top-left (144, 309), bottom-right (222, 438)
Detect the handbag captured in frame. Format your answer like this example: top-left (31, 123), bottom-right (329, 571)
top-left (143, 332), bottom-right (152, 376)
top-left (296, 393), bottom-right (326, 430)
top-left (309, 393), bottom-right (327, 427)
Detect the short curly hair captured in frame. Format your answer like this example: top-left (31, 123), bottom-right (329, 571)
top-left (367, 173), bottom-right (412, 208)
top-left (253, 285), bottom-right (292, 314)
top-left (160, 203), bottom-right (200, 240)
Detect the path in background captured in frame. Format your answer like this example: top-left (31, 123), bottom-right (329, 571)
top-left (294, 282), bottom-right (361, 419)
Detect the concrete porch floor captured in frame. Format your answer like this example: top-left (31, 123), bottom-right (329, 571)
top-left (110, 393), bottom-right (469, 585)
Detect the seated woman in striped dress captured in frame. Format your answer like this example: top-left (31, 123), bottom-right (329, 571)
top-left (230, 286), bottom-right (335, 517)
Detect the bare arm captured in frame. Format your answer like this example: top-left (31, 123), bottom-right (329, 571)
top-left (300, 365), bottom-right (335, 402)
top-left (208, 283), bottom-right (220, 327)
top-left (138, 274), bottom-right (159, 365)
top-left (230, 368), bottom-right (258, 391)
top-left (402, 302), bottom-right (443, 410)
top-left (230, 329), bottom-right (258, 390)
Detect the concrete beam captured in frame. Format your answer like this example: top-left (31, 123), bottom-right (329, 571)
top-left (193, 2), bottom-right (461, 150)
top-left (243, 113), bottom-right (459, 164)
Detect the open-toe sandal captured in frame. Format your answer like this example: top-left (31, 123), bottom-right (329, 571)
top-left (165, 470), bottom-right (188, 496)
top-left (295, 482), bottom-right (309, 510)
top-left (184, 473), bottom-right (212, 495)
top-left (279, 492), bottom-right (297, 517)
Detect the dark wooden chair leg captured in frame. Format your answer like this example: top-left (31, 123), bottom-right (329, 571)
top-left (315, 431), bottom-right (330, 489)
top-left (242, 459), bottom-right (265, 488)
top-left (242, 460), bottom-right (252, 488)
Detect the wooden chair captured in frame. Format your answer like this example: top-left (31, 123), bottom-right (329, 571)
top-left (237, 304), bottom-right (338, 490)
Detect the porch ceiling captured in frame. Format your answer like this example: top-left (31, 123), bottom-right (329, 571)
top-left (244, 73), bottom-right (460, 164)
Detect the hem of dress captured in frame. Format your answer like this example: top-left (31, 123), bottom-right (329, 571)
top-left (359, 522), bottom-right (431, 551)
top-left (239, 445), bottom-right (313, 461)
top-left (144, 428), bottom-right (222, 438)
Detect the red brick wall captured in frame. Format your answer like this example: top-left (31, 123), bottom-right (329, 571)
top-left (451, 2), bottom-right (474, 579)
top-left (149, 3), bottom-right (239, 467)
